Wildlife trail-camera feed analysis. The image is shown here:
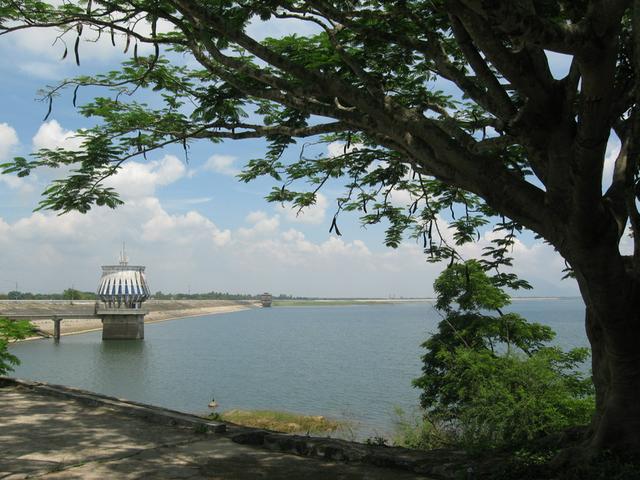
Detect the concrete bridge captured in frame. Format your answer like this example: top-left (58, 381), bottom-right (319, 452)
top-left (1, 300), bottom-right (149, 341)
top-left (4, 309), bottom-right (148, 341)
top-left (4, 313), bottom-right (99, 341)
top-left (1, 299), bottom-right (258, 341)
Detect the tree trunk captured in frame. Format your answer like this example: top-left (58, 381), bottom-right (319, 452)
top-left (580, 274), bottom-right (640, 456)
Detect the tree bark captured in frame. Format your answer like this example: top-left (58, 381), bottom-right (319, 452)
top-left (578, 268), bottom-right (640, 456)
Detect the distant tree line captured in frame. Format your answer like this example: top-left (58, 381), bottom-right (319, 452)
top-left (152, 291), bottom-right (297, 300)
top-left (0, 289), bottom-right (95, 300)
top-left (0, 290), bottom-right (298, 301)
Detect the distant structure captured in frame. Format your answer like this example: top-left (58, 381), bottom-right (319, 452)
top-left (260, 292), bottom-right (273, 308)
top-left (96, 244), bottom-right (150, 340)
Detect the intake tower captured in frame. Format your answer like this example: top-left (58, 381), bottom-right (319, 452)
top-left (97, 246), bottom-right (149, 340)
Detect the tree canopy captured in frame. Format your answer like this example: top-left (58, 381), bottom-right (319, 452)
top-left (1, 0), bottom-right (639, 455)
top-left (3, 1), bottom-right (635, 274)
top-left (413, 261), bottom-right (594, 451)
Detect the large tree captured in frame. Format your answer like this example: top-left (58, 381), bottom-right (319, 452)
top-left (1, 0), bottom-right (638, 455)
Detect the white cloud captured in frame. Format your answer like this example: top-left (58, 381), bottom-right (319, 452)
top-left (29, 122), bottom-right (185, 202)
top-left (32, 120), bottom-right (83, 151)
top-left (18, 61), bottom-right (64, 80)
top-left (0, 122), bottom-right (19, 160)
top-left (0, 122), bottom-right (34, 194)
top-left (388, 187), bottom-right (417, 207)
top-left (104, 154), bottom-right (187, 199)
top-left (620, 228), bottom-right (634, 255)
top-left (0, 194), bottom-right (232, 292)
top-left (203, 154), bottom-right (240, 176)
top-left (246, 16), bottom-right (322, 41)
top-left (140, 197), bottom-right (230, 247)
top-left (452, 225), bottom-right (576, 296)
top-left (0, 137), bottom-right (581, 299)
top-left (545, 51), bottom-right (573, 80)
top-left (235, 228), bottom-right (372, 270)
top-left (0, 192), bottom-right (580, 297)
top-left (327, 141), bottom-right (363, 158)
top-left (6, 15), bottom-right (176, 64)
top-left (602, 138), bottom-right (621, 193)
top-left (177, 197), bottom-right (213, 206)
top-left (278, 192), bottom-right (328, 225)
top-left (0, 174), bottom-right (35, 194)
top-left (12, 210), bottom-right (90, 241)
top-left (238, 211), bottom-right (280, 237)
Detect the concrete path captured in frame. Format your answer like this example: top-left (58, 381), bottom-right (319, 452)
top-left (0, 384), bottom-right (432, 479)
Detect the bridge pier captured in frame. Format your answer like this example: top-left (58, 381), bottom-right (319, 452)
top-left (52, 316), bottom-right (62, 342)
top-left (98, 309), bottom-right (146, 340)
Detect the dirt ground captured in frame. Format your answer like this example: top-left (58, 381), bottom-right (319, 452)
top-left (0, 383), bottom-right (431, 479)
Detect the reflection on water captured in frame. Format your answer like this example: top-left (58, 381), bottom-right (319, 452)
top-left (95, 341), bottom-right (149, 395)
top-left (10, 300), bottom-right (587, 437)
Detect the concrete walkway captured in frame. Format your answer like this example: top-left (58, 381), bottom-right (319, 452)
top-left (0, 383), bottom-right (433, 479)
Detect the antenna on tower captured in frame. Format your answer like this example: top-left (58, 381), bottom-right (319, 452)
top-left (119, 242), bottom-right (128, 266)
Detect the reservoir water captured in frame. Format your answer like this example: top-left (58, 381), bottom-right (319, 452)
top-left (9, 299), bottom-right (587, 438)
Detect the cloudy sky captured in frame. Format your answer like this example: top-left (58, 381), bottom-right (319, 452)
top-left (0, 14), bottom-right (618, 298)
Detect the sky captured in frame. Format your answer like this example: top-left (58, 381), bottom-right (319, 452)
top-left (0, 13), bottom-right (620, 298)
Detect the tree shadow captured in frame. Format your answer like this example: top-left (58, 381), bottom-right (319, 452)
top-left (0, 384), bottom-right (425, 479)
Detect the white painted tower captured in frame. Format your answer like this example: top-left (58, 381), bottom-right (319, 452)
top-left (96, 245), bottom-right (149, 340)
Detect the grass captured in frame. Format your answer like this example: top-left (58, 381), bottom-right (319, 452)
top-left (208, 409), bottom-right (346, 434)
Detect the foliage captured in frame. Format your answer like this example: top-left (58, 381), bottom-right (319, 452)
top-left (62, 288), bottom-right (95, 300)
top-left (193, 424), bottom-right (209, 435)
top-left (0, 290), bottom-right (292, 300)
top-left (0, 318), bottom-right (34, 375)
top-left (1, 0), bottom-right (640, 452)
top-left (0, 290), bottom-right (95, 300)
top-left (0, 9), bottom-right (635, 276)
top-left (415, 261), bottom-right (552, 416)
top-left (153, 290), bottom-right (264, 300)
top-left (410, 262), bottom-right (594, 451)
top-left (364, 436), bottom-right (389, 447)
top-left (392, 407), bottom-right (448, 450)
top-left (555, 453), bottom-right (640, 480)
top-left (432, 347), bottom-right (593, 450)
top-left (0, 0), bottom-right (610, 292)
top-left (485, 449), bottom-right (640, 480)
top-left (157, 291), bottom-right (302, 300)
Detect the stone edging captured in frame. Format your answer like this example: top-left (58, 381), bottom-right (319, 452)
top-left (228, 430), bottom-right (469, 478)
top-left (0, 376), bottom-right (227, 433)
top-left (0, 376), bottom-right (469, 479)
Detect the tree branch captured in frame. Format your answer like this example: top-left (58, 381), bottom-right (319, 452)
top-left (459, 0), bottom-right (591, 54)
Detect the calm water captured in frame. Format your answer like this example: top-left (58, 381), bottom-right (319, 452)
top-left (9, 299), bottom-right (587, 437)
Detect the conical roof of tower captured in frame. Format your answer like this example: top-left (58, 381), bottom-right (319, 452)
top-left (97, 245), bottom-right (150, 307)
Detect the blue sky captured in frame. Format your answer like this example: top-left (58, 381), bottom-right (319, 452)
top-left (0, 14), bottom-right (612, 297)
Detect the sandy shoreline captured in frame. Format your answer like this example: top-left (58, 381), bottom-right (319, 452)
top-left (17, 302), bottom-right (259, 341)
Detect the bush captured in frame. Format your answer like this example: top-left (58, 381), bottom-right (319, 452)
top-left (440, 347), bottom-right (593, 450)
top-left (409, 261), bottom-right (594, 452)
top-left (0, 318), bottom-right (33, 375)
top-left (392, 407), bottom-right (452, 450)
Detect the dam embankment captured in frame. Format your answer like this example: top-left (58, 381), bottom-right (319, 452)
top-left (0, 299), bottom-right (259, 337)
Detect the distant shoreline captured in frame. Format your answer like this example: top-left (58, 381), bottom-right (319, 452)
top-left (7, 300), bottom-right (259, 341)
top-left (273, 296), bottom-right (580, 306)
top-left (8, 296), bottom-right (582, 340)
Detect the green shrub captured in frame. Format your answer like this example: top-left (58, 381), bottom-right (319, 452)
top-left (392, 407), bottom-right (453, 450)
top-left (0, 318), bottom-right (33, 375)
top-left (409, 261), bottom-right (594, 452)
top-left (442, 347), bottom-right (593, 450)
